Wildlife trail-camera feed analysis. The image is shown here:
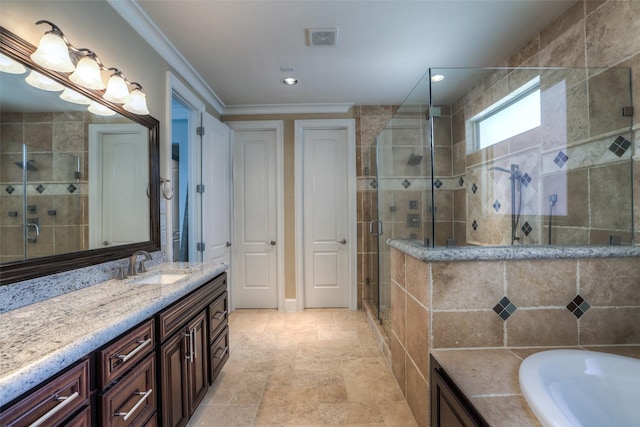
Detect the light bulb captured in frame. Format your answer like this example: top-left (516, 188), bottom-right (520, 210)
top-left (123, 88), bottom-right (149, 115)
top-left (88, 101), bottom-right (116, 116)
top-left (30, 32), bottom-right (75, 73)
top-left (104, 73), bottom-right (132, 103)
top-left (70, 56), bottom-right (105, 90)
top-left (60, 88), bottom-right (92, 105)
top-left (0, 53), bottom-right (26, 74)
top-left (25, 70), bottom-right (64, 91)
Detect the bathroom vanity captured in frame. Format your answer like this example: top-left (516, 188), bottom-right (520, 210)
top-left (0, 263), bottom-right (228, 427)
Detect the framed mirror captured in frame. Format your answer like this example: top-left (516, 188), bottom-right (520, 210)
top-left (0, 26), bottom-right (160, 286)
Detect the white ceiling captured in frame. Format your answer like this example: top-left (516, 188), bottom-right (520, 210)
top-left (134, 0), bottom-right (576, 109)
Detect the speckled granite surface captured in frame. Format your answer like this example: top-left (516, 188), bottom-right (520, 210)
top-left (432, 346), bottom-right (640, 427)
top-left (387, 239), bottom-right (640, 262)
top-left (0, 261), bottom-right (227, 407)
top-left (0, 251), bottom-right (166, 313)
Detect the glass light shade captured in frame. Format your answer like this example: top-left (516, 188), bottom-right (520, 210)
top-left (88, 101), bottom-right (116, 116)
top-left (60, 88), bottom-right (92, 105)
top-left (0, 53), bottom-right (26, 74)
top-left (103, 74), bottom-right (132, 103)
top-left (30, 32), bottom-right (75, 73)
top-left (123, 88), bottom-right (149, 115)
top-left (25, 70), bottom-right (65, 91)
top-left (69, 56), bottom-right (105, 90)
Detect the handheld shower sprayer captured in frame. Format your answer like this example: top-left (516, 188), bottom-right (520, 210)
top-left (490, 163), bottom-right (523, 245)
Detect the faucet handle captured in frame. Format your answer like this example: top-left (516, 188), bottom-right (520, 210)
top-left (137, 260), bottom-right (147, 274)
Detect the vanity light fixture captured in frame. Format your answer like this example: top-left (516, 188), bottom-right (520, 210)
top-left (29, 20), bottom-right (149, 115)
top-left (0, 52), bottom-right (26, 74)
top-left (88, 100), bottom-right (117, 116)
top-left (25, 69), bottom-right (64, 91)
top-left (69, 52), bottom-right (105, 90)
top-left (104, 70), bottom-right (132, 104)
top-left (30, 22), bottom-right (75, 72)
top-left (123, 85), bottom-right (150, 115)
top-left (60, 87), bottom-right (92, 105)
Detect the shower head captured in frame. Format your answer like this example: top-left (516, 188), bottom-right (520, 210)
top-left (14, 159), bottom-right (37, 171)
top-left (407, 153), bottom-right (423, 166)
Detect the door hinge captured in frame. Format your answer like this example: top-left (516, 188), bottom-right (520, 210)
top-left (196, 184), bottom-right (205, 194)
top-left (196, 126), bottom-right (205, 136)
top-left (196, 242), bottom-right (205, 252)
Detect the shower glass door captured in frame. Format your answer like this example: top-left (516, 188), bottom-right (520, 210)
top-left (368, 72), bottom-right (432, 336)
top-left (1, 141), bottom-right (82, 261)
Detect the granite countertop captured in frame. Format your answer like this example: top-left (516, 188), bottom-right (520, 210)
top-left (0, 261), bottom-right (228, 407)
top-left (388, 239), bottom-right (640, 262)
top-left (431, 346), bottom-right (640, 427)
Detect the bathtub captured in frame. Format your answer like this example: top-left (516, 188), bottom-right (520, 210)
top-left (519, 349), bottom-right (640, 427)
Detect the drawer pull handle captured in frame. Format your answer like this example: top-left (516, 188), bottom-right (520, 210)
top-left (115, 338), bottom-right (152, 363)
top-left (214, 346), bottom-right (229, 359)
top-left (213, 310), bottom-right (227, 320)
top-left (29, 391), bottom-right (79, 427)
top-left (114, 389), bottom-right (152, 421)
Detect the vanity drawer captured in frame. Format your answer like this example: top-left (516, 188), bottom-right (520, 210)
top-left (0, 358), bottom-right (89, 427)
top-left (208, 291), bottom-right (228, 341)
top-left (157, 281), bottom-right (217, 342)
top-left (209, 326), bottom-right (229, 384)
top-left (98, 319), bottom-right (155, 388)
top-left (65, 405), bottom-right (91, 427)
top-left (100, 353), bottom-right (156, 427)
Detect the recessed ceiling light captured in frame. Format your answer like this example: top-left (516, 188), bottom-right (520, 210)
top-left (431, 74), bottom-right (445, 82)
top-left (282, 77), bottom-right (298, 85)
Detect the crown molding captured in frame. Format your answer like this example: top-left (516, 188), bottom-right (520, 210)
top-left (222, 103), bottom-right (355, 116)
top-left (107, 0), bottom-right (225, 115)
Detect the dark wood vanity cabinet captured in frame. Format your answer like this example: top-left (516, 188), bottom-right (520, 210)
top-left (0, 272), bottom-right (228, 427)
top-left (157, 272), bottom-right (228, 427)
top-left (430, 356), bottom-right (489, 427)
top-left (0, 358), bottom-right (90, 427)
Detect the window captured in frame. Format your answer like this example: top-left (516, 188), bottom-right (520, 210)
top-left (468, 76), bottom-right (541, 150)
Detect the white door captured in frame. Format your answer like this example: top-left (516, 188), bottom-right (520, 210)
top-left (296, 120), bottom-right (356, 309)
top-left (200, 112), bottom-right (231, 265)
top-left (230, 122), bottom-right (283, 309)
top-left (89, 124), bottom-right (149, 249)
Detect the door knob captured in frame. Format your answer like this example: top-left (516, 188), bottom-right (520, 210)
top-left (103, 241), bottom-right (110, 246)
top-left (337, 239), bottom-right (347, 244)
top-left (268, 240), bottom-right (276, 246)
top-left (225, 241), bottom-right (232, 247)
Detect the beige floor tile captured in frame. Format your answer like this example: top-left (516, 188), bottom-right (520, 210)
top-left (188, 309), bottom-right (417, 427)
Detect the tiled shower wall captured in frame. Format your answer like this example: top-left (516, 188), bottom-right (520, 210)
top-left (389, 248), bottom-right (640, 427)
top-left (445, 0), bottom-right (640, 245)
top-left (0, 111), bottom-right (88, 262)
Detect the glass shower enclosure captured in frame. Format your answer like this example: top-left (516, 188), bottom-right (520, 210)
top-left (366, 67), bottom-right (634, 337)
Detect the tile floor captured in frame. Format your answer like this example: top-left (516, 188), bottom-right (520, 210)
top-left (187, 309), bottom-right (418, 427)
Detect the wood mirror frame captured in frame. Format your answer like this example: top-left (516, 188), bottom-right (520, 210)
top-left (0, 26), bottom-right (160, 286)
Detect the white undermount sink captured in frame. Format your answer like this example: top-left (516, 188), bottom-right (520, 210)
top-left (131, 272), bottom-right (189, 285)
top-left (519, 349), bottom-right (640, 427)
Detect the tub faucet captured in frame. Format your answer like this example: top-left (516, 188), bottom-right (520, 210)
top-left (127, 250), bottom-right (152, 276)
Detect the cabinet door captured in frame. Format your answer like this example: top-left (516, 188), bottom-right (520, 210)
top-left (186, 310), bottom-right (209, 413)
top-left (431, 367), bottom-right (483, 427)
top-left (159, 331), bottom-right (189, 427)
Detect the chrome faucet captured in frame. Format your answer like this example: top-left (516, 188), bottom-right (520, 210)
top-left (127, 250), bottom-right (152, 277)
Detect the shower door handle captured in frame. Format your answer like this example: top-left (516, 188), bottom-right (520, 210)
top-left (369, 220), bottom-right (383, 236)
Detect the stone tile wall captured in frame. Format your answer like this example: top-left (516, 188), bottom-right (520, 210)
top-left (0, 111), bottom-right (89, 262)
top-left (389, 247), bottom-right (640, 427)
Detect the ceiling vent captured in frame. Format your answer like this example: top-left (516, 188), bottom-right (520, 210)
top-left (307, 28), bottom-right (338, 47)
